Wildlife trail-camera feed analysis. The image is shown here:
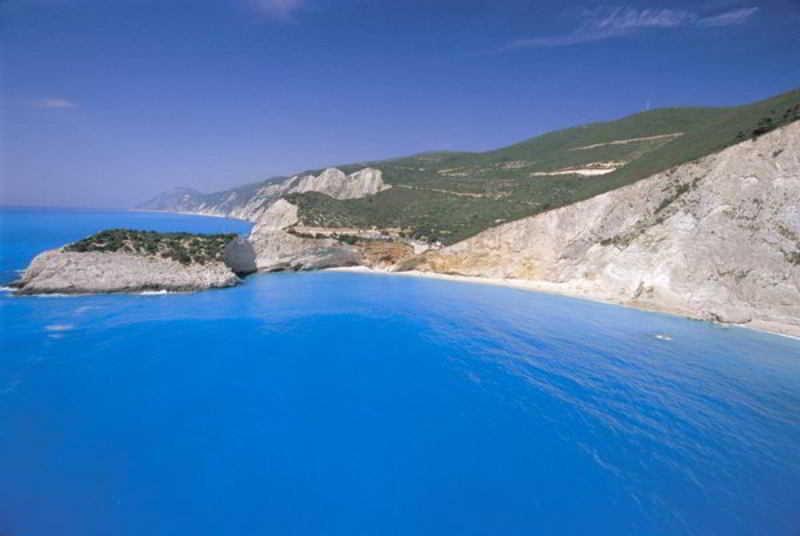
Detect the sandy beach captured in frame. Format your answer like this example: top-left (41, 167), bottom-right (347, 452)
top-left (327, 266), bottom-right (800, 340)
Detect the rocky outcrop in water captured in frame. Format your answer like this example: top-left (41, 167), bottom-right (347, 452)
top-left (243, 199), bottom-right (360, 272)
top-left (211, 171), bottom-right (391, 272)
top-left (405, 122), bottom-right (800, 336)
top-left (17, 168), bottom-right (389, 293)
top-left (14, 250), bottom-right (239, 294)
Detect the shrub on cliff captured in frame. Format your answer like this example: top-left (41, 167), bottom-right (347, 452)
top-left (65, 229), bottom-right (237, 265)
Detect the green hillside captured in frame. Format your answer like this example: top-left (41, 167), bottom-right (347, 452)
top-left (287, 88), bottom-right (800, 244)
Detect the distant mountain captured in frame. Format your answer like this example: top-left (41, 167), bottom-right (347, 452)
top-left (138, 187), bottom-right (204, 212)
top-left (141, 88), bottom-right (800, 244)
top-left (138, 178), bottom-right (286, 218)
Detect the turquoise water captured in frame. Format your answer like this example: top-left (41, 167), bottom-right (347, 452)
top-left (1, 208), bottom-right (799, 535)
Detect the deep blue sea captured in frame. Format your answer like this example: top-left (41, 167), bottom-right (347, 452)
top-left (1, 207), bottom-right (799, 535)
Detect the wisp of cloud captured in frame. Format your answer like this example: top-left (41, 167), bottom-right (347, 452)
top-left (249, 0), bottom-right (304, 19)
top-left (507, 5), bottom-right (759, 49)
top-left (32, 98), bottom-right (76, 109)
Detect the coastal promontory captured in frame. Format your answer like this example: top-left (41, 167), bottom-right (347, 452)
top-left (13, 89), bottom-right (800, 337)
top-left (13, 229), bottom-right (242, 294)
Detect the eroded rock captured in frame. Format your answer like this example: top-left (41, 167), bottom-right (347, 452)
top-left (408, 122), bottom-right (800, 335)
top-left (246, 200), bottom-right (361, 272)
top-left (288, 168), bottom-right (389, 199)
top-left (14, 250), bottom-right (239, 294)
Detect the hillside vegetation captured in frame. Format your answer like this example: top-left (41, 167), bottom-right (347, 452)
top-left (287, 89), bottom-right (800, 244)
top-left (66, 229), bottom-right (237, 265)
top-left (143, 88), bottom-right (800, 245)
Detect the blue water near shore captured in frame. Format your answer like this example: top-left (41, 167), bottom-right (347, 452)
top-left (1, 207), bottom-right (799, 535)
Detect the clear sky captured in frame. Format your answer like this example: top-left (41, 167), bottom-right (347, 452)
top-left (2, 0), bottom-right (799, 208)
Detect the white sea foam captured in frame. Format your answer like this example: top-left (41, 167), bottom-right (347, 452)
top-left (45, 323), bottom-right (75, 332)
top-left (0, 286), bottom-right (14, 292)
top-left (655, 334), bottom-right (673, 341)
top-left (138, 290), bottom-right (171, 296)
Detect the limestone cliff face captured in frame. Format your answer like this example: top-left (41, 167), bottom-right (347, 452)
top-left (18, 169), bottom-right (386, 292)
top-left (141, 168), bottom-right (389, 272)
top-left (235, 168), bottom-right (394, 272)
top-left (288, 168), bottom-right (388, 199)
top-left (243, 199), bottom-right (360, 272)
top-left (140, 167), bottom-right (389, 223)
top-left (409, 122), bottom-right (800, 335)
top-left (131, 123), bottom-right (800, 336)
top-left (220, 180), bottom-right (290, 221)
top-left (15, 250), bottom-right (239, 294)
top-left (252, 199), bottom-right (301, 232)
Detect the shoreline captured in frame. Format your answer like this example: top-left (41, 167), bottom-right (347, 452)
top-left (129, 208), bottom-right (252, 224)
top-left (326, 266), bottom-right (800, 341)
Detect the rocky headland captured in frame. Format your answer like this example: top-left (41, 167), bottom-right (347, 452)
top-left (14, 250), bottom-right (240, 295)
top-left (12, 169), bottom-right (399, 294)
top-left (13, 230), bottom-right (241, 294)
top-left (15, 95), bottom-right (800, 337)
top-left (404, 122), bottom-right (800, 337)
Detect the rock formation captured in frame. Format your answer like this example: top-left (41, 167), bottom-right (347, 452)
top-left (139, 167), bottom-right (389, 222)
top-left (23, 122), bottom-right (800, 337)
top-left (245, 199), bottom-right (360, 272)
top-left (14, 250), bottom-right (239, 294)
top-left (406, 122), bottom-right (800, 336)
top-left (288, 168), bottom-right (389, 199)
top-left (218, 170), bottom-right (391, 272)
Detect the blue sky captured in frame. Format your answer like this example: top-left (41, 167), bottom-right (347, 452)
top-left (2, 0), bottom-right (799, 208)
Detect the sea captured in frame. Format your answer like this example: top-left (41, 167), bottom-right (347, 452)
top-left (1, 206), bottom-right (799, 535)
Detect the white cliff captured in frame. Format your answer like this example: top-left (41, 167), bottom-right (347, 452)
top-left (59, 122), bottom-right (800, 338)
top-left (236, 199), bottom-right (360, 272)
top-left (17, 168), bottom-right (388, 293)
top-left (408, 122), bottom-right (800, 337)
top-left (15, 250), bottom-right (239, 294)
top-left (252, 198), bottom-right (301, 231)
top-left (288, 168), bottom-right (389, 199)
top-left (141, 167), bottom-right (390, 223)
top-left (233, 170), bottom-right (389, 271)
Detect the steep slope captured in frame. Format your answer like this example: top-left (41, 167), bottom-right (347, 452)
top-left (23, 94), bottom-right (800, 336)
top-left (138, 187), bottom-right (206, 213)
top-left (218, 171), bottom-right (395, 272)
top-left (242, 199), bottom-right (361, 272)
top-left (137, 179), bottom-right (286, 218)
top-left (292, 88), bottom-right (800, 243)
top-left (141, 88), bottom-right (800, 245)
top-left (15, 250), bottom-right (240, 294)
top-left (404, 121), bottom-right (800, 337)
top-left (14, 231), bottom-right (241, 294)
top-left (290, 168), bottom-right (389, 199)
top-left (139, 168), bottom-right (388, 221)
